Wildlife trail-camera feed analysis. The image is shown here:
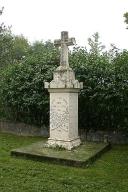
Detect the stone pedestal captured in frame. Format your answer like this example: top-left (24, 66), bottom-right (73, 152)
top-left (48, 88), bottom-right (80, 150)
top-left (45, 67), bottom-right (83, 150)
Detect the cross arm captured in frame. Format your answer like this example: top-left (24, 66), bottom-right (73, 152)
top-left (54, 39), bottom-right (61, 47)
top-left (67, 38), bottom-right (76, 46)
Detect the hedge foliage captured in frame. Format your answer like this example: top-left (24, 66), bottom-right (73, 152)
top-left (70, 47), bottom-right (128, 131)
top-left (0, 41), bottom-right (59, 126)
top-left (0, 34), bottom-right (128, 131)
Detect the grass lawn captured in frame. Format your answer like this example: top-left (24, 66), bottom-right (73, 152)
top-left (0, 133), bottom-right (128, 192)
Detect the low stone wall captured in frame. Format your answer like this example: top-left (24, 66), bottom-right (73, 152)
top-left (0, 120), bottom-right (49, 137)
top-left (0, 120), bottom-right (128, 144)
top-left (80, 129), bottom-right (128, 144)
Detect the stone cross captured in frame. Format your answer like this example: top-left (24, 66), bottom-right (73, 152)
top-left (54, 31), bottom-right (76, 67)
top-left (45, 31), bottom-right (83, 150)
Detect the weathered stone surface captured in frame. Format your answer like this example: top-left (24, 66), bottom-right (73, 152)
top-left (54, 31), bottom-right (76, 67)
top-left (48, 89), bottom-right (80, 150)
top-left (11, 141), bottom-right (111, 167)
top-left (1, 120), bottom-right (128, 144)
top-left (45, 67), bottom-right (83, 89)
top-left (44, 31), bottom-right (83, 149)
top-left (0, 120), bottom-right (48, 136)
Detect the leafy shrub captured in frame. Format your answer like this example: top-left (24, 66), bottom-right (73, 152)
top-left (70, 47), bottom-right (128, 131)
top-left (0, 41), bottom-right (59, 126)
top-left (0, 35), bottom-right (128, 131)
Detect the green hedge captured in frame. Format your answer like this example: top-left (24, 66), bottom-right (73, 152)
top-left (0, 41), bottom-right (128, 131)
top-left (70, 48), bottom-right (128, 131)
top-left (0, 41), bottom-right (59, 125)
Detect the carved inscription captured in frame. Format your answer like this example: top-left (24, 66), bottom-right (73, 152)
top-left (50, 97), bottom-right (69, 132)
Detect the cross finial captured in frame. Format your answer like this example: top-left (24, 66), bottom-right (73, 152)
top-left (54, 31), bottom-right (76, 67)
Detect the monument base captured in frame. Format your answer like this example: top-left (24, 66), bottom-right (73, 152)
top-left (11, 141), bottom-right (111, 168)
top-left (47, 137), bottom-right (81, 150)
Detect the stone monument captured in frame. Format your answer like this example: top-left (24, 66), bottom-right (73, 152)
top-left (44, 31), bottom-right (83, 150)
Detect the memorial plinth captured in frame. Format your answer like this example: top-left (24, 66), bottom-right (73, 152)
top-left (10, 31), bottom-right (111, 166)
top-left (45, 31), bottom-right (83, 150)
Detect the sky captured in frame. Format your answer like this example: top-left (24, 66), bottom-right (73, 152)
top-left (1, 0), bottom-right (128, 50)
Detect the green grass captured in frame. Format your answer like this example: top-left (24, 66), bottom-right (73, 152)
top-left (0, 132), bottom-right (128, 192)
